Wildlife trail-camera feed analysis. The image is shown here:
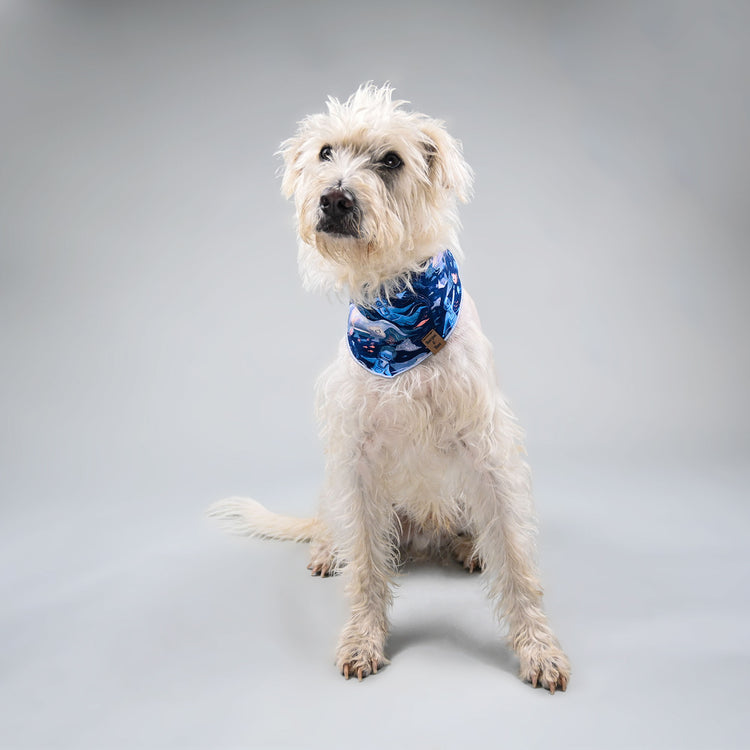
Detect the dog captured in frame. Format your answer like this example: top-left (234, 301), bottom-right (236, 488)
top-left (210, 84), bottom-right (570, 693)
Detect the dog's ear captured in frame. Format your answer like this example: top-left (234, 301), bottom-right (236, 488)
top-left (279, 133), bottom-right (304, 199)
top-left (419, 119), bottom-right (474, 203)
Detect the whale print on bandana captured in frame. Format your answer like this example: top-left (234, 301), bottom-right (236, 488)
top-left (347, 249), bottom-right (462, 378)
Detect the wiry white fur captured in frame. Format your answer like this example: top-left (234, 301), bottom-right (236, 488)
top-left (279, 83), bottom-right (473, 306)
top-left (210, 84), bottom-right (570, 692)
top-left (208, 497), bottom-right (321, 542)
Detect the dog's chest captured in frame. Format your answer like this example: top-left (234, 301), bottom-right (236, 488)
top-left (360, 378), bottom-right (478, 513)
top-left (358, 356), bottom-right (484, 440)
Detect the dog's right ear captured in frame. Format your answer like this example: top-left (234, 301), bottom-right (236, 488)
top-left (278, 133), bottom-right (304, 199)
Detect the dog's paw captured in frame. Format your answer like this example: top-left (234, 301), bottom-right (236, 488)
top-left (452, 536), bottom-right (483, 573)
top-left (307, 557), bottom-right (336, 577)
top-left (336, 626), bottom-right (388, 681)
top-left (307, 542), bottom-right (338, 577)
top-left (337, 648), bottom-right (388, 681)
top-left (518, 643), bottom-right (571, 694)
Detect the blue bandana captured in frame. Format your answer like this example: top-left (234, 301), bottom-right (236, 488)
top-left (347, 249), bottom-right (462, 378)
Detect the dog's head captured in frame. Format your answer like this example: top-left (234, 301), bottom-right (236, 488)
top-left (280, 84), bottom-right (473, 303)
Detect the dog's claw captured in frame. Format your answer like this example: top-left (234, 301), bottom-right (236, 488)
top-left (523, 649), bottom-right (570, 694)
top-left (309, 560), bottom-right (336, 577)
top-left (340, 657), bottom-right (383, 682)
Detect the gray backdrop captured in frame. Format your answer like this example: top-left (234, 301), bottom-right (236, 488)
top-left (2, 1), bottom-right (748, 748)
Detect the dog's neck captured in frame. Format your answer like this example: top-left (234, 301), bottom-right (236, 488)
top-left (346, 249), bottom-right (462, 378)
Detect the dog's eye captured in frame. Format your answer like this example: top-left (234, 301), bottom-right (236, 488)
top-left (380, 152), bottom-right (402, 170)
top-left (319, 145), bottom-right (333, 161)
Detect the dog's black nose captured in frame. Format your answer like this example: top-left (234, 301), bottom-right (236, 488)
top-left (319, 188), bottom-right (355, 219)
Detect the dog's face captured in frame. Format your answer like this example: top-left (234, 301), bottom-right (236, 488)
top-left (280, 84), bottom-right (473, 302)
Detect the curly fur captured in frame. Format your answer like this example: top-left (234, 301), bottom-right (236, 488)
top-left (209, 84), bottom-right (570, 692)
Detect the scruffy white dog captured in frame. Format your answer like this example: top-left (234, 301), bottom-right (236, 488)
top-left (210, 84), bottom-right (570, 693)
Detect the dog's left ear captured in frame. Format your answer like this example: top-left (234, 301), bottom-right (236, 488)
top-left (419, 119), bottom-right (474, 203)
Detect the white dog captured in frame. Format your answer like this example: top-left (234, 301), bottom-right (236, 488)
top-left (210, 84), bottom-right (570, 693)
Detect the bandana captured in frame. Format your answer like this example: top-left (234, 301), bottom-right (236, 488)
top-left (347, 249), bottom-right (462, 378)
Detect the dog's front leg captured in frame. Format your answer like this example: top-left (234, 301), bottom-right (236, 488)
top-left (331, 442), bottom-right (394, 681)
top-left (470, 449), bottom-right (571, 693)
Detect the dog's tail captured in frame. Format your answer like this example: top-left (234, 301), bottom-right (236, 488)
top-left (207, 497), bottom-right (321, 543)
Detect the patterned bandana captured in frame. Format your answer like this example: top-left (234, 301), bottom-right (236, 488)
top-left (347, 249), bottom-right (462, 378)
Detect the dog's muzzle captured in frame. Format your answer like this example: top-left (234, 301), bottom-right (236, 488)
top-left (316, 187), bottom-right (360, 238)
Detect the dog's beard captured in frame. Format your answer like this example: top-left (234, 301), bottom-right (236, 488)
top-left (312, 229), bottom-right (370, 266)
top-left (315, 211), bottom-right (361, 240)
top-left (306, 205), bottom-right (405, 261)
top-left (299, 195), bottom-right (373, 265)
top-left (295, 180), bottom-right (458, 307)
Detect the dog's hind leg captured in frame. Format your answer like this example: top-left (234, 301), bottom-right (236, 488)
top-left (450, 533), bottom-right (483, 572)
top-left (307, 527), bottom-right (339, 577)
top-left (465, 427), bottom-right (570, 693)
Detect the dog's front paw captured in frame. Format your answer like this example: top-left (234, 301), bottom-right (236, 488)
top-left (337, 649), bottom-right (388, 681)
top-left (336, 625), bottom-right (388, 681)
top-left (519, 643), bottom-right (570, 694)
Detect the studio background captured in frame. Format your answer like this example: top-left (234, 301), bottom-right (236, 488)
top-left (1, 1), bottom-right (748, 748)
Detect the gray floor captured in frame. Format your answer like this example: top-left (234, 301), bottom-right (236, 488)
top-left (2, 2), bottom-right (749, 748)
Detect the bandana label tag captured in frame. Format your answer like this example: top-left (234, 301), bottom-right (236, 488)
top-left (422, 329), bottom-right (447, 354)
